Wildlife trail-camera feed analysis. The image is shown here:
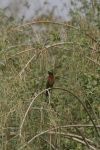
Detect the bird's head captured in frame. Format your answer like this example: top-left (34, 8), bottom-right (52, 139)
top-left (48, 70), bottom-right (53, 75)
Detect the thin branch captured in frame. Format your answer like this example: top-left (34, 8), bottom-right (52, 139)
top-left (19, 87), bottom-right (99, 139)
top-left (85, 33), bottom-right (100, 46)
top-left (7, 21), bottom-right (79, 34)
top-left (1, 123), bottom-right (100, 137)
top-left (53, 87), bottom-right (99, 137)
top-left (56, 75), bottom-right (99, 125)
top-left (19, 127), bottom-right (59, 149)
top-left (30, 24), bottom-right (42, 46)
top-left (49, 131), bottom-right (98, 149)
top-left (49, 131), bottom-right (94, 144)
top-left (61, 124), bottom-right (100, 128)
top-left (7, 48), bottom-right (35, 60)
top-left (0, 44), bottom-right (33, 53)
top-left (19, 88), bottom-right (49, 137)
top-left (70, 121), bottom-right (90, 148)
top-left (42, 138), bottom-right (58, 150)
top-left (16, 42), bottom-right (73, 77)
top-left (19, 124), bottom-right (98, 150)
top-left (67, 136), bottom-right (96, 150)
top-left (86, 56), bottom-right (100, 66)
top-left (15, 41), bottom-right (98, 78)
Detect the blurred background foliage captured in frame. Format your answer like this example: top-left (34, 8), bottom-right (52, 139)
top-left (0, 0), bottom-right (100, 149)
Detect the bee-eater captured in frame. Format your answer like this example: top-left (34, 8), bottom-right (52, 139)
top-left (46, 71), bottom-right (54, 96)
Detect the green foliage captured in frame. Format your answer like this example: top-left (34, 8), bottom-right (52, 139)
top-left (50, 30), bottom-right (61, 42)
top-left (0, 0), bottom-right (100, 149)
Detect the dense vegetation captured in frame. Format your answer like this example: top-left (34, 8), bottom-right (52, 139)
top-left (0, 0), bottom-right (100, 149)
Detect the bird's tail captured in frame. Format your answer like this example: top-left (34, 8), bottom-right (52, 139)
top-left (46, 90), bottom-right (48, 96)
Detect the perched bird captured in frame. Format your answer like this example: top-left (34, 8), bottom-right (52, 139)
top-left (46, 71), bottom-right (54, 96)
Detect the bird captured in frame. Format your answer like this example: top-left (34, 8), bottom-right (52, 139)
top-left (46, 70), bottom-right (54, 96)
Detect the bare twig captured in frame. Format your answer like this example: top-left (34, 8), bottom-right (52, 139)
top-left (56, 75), bottom-right (99, 125)
top-left (19, 87), bottom-right (99, 139)
top-left (19, 124), bottom-right (98, 150)
top-left (67, 137), bottom-right (96, 150)
top-left (85, 33), bottom-right (100, 46)
top-left (7, 48), bottom-right (35, 60)
top-left (53, 87), bottom-right (99, 137)
top-left (16, 42), bottom-right (73, 77)
top-left (14, 41), bottom-right (99, 78)
top-left (86, 56), bottom-right (100, 66)
top-left (0, 44), bottom-right (33, 53)
top-left (19, 88), bottom-right (51, 137)
top-left (7, 21), bottom-right (79, 34)
top-left (70, 121), bottom-right (90, 148)
top-left (42, 137), bottom-right (58, 150)
top-left (49, 131), bottom-right (98, 149)
top-left (19, 127), bottom-right (59, 149)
